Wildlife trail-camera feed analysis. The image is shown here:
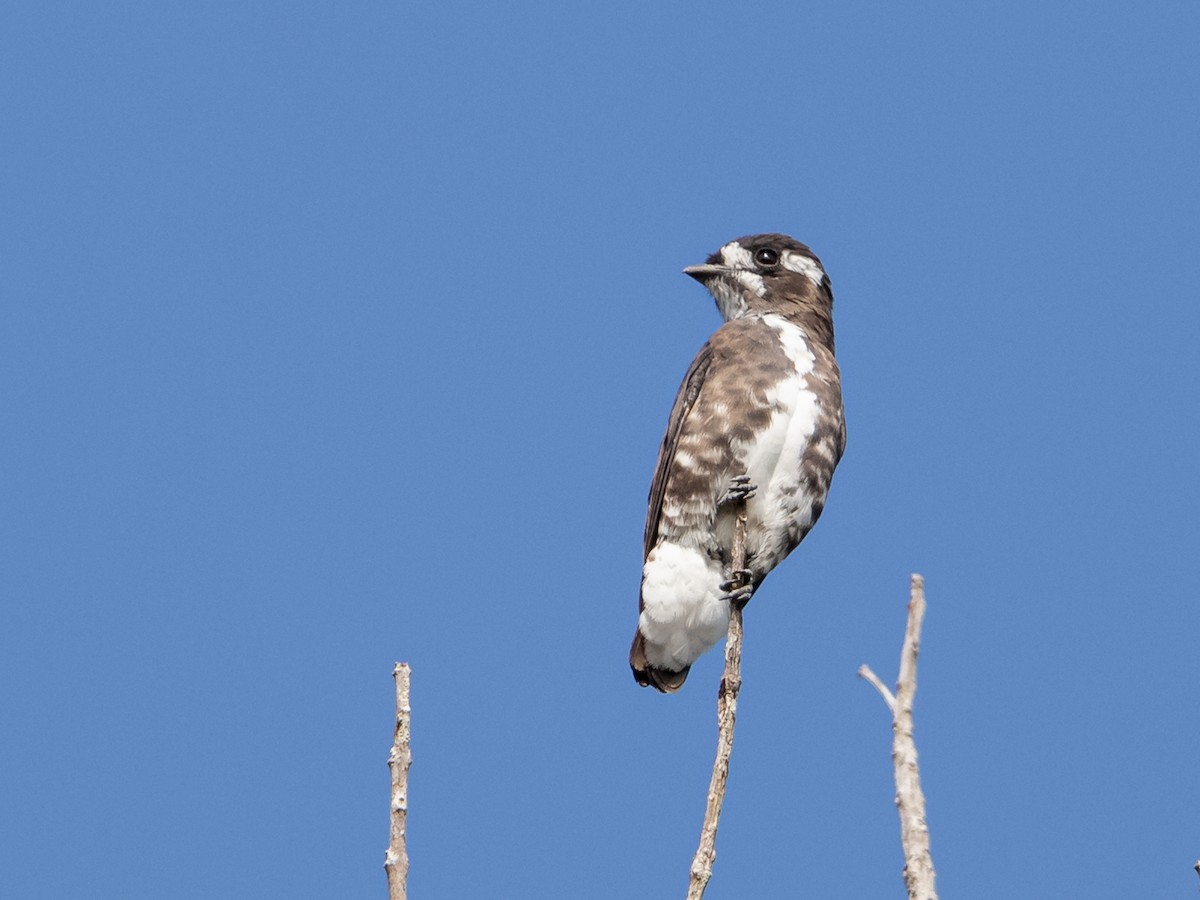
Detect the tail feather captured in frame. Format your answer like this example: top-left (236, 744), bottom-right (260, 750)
top-left (629, 630), bottom-right (690, 693)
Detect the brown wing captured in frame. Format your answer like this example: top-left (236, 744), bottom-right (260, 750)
top-left (633, 343), bottom-right (715, 692)
top-left (643, 342), bottom-right (714, 560)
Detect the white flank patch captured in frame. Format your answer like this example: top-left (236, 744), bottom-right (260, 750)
top-left (764, 312), bottom-right (818, 373)
top-left (782, 250), bottom-right (825, 285)
top-left (727, 315), bottom-right (822, 559)
top-left (639, 542), bottom-right (729, 671)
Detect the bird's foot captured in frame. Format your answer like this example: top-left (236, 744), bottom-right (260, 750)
top-left (720, 569), bottom-right (753, 592)
top-left (720, 474), bottom-right (757, 506)
top-left (719, 571), bottom-right (754, 609)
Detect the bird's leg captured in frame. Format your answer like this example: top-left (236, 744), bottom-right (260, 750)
top-left (719, 474), bottom-right (757, 506)
top-left (718, 475), bottom-right (756, 608)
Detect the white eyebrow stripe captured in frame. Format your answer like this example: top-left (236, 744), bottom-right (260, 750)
top-left (782, 250), bottom-right (825, 285)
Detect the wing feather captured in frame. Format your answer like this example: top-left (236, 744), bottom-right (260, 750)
top-left (643, 343), bottom-right (713, 560)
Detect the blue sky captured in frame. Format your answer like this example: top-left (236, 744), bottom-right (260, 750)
top-left (3, 2), bottom-right (1198, 897)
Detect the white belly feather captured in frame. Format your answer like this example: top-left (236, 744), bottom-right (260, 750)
top-left (638, 542), bottom-right (728, 671)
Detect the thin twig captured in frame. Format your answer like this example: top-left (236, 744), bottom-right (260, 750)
top-left (687, 503), bottom-right (748, 900)
top-left (386, 663), bottom-right (412, 900)
top-left (857, 664), bottom-right (896, 714)
top-left (861, 574), bottom-right (938, 900)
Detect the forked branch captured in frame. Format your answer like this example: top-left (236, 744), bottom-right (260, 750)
top-left (859, 574), bottom-right (938, 900)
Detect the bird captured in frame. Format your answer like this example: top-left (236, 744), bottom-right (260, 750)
top-left (629, 234), bottom-right (846, 692)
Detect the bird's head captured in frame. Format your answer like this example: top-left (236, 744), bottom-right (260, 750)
top-left (684, 233), bottom-right (831, 323)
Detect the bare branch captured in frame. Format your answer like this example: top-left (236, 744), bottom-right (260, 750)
top-left (857, 664), bottom-right (897, 714)
top-left (386, 662), bottom-right (412, 900)
top-left (894, 575), bottom-right (937, 900)
top-left (862, 574), bottom-right (938, 900)
top-left (687, 504), bottom-right (748, 900)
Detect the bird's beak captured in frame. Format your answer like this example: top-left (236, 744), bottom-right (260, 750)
top-left (683, 264), bottom-right (727, 283)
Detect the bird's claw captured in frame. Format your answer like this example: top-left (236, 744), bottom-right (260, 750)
top-left (719, 583), bottom-right (755, 609)
top-left (719, 569), bottom-right (753, 592)
top-left (720, 474), bottom-right (757, 506)
top-left (720, 569), bottom-right (754, 608)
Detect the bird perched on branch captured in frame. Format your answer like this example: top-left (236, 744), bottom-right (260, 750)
top-left (630, 234), bottom-right (846, 692)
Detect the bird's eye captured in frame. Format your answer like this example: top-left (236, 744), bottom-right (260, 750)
top-left (754, 248), bottom-right (779, 267)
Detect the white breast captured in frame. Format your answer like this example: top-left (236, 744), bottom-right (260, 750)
top-left (740, 316), bottom-right (818, 491)
top-left (734, 315), bottom-right (822, 562)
